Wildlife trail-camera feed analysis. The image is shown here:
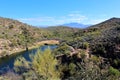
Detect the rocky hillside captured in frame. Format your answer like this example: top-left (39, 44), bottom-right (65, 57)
top-left (66, 17), bottom-right (120, 68)
top-left (90, 17), bottom-right (120, 29)
top-left (89, 17), bottom-right (120, 56)
top-left (0, 17), bottom-right (50, 57)
top-left (45, 26), bottom-right (79, 40)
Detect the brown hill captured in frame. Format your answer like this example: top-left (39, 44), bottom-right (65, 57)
top-left (0, 17), bottom-right (49, 56)
top-left (91, 17), bottom-right (120, 29)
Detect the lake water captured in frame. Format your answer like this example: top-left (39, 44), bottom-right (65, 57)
top-left (0, 45), bottom-right (57, 75)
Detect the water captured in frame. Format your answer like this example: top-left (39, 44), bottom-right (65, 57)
top-left (0, 45), bottom-right (57, 75)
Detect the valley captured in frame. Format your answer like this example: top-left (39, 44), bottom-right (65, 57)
top-left (0, 17), bottom-right (120, 80)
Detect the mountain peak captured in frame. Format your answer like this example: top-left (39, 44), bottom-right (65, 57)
top-left (62, 23), bottom-right (91, 28)
top-left (109, 17), bottom-right (120, 20)
top-left (90, 17), bottom-right (120, 29)
top-left (107, 17), bottom-right (120, 22)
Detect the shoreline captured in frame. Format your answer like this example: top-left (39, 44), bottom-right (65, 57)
top-left (0, 40), bottom-right (59, 58)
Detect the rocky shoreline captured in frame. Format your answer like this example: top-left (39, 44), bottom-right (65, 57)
top-left (0, 40), bottom-right (59, 58)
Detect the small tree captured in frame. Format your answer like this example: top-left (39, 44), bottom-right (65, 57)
top-left (83, 42), bottom-right (89, 49)
top-left (20, 26), bottom-right (30, 51)
top-left (14, 48), bottom-right (61, 80)
top-left (32, 48), bottom-right (60, 80)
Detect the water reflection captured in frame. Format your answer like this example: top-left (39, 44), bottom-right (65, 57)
top-left (0, 45), bottom-right (57, 75)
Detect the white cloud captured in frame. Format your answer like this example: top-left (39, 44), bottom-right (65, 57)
top-left (19, 17), bottom-right (54, 22)
top-left (18, 12), bottom-right (108, 26)
top-left (67, 13), bottom-right (87, 23)
top-left (18, 12), bottom-right (87, 25)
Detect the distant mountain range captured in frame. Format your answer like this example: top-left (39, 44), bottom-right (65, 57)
top-left (38, 23), bottom-right (91, 28)
top-left (61, 23), bottom-right (91, 28)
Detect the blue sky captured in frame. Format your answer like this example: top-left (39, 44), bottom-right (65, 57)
top-left (0, 0), bottom-right (120, 26)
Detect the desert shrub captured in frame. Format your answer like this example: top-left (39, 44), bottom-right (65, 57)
top-left (82, 42), bottom-right (89, 49)
top-left (90, 56), bottom-right (100, 64)
top-left (53, 42), bottom-right (71, 55)
top-left (32, 48), bottom-right (60, 80)
top-left (79, 50), bottom-right (86, 60)
top-left (109, 67), bottom-right (120, 76)
top-left (14, 48), bottom-right (60, 80)
top-left (14, 56), bottom-right (30, 74)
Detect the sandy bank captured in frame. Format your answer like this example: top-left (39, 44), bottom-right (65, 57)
top-left (0, 40), bottom-right (59, 58)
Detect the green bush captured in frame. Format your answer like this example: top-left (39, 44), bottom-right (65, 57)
top-left (109, 67), bottom-right (120, 76)
top-left (90, 56), bottom-right (100, 64)
top-left (82, 42), bottom-right (89, 49)
top-left (80, 50), bottom-right (86, 59)
top-left (53, 42), bottom-right (71, 55)
top-left (14, 48), bottom-right (61, 80)
top-left (32, 48), bottom-right (60, 80)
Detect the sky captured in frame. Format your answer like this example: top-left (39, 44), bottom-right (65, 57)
top-left (0, 0), bottom-right (120, 26)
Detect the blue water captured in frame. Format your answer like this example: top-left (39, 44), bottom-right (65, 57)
top-left (0, 45), bottom-right (57, 75)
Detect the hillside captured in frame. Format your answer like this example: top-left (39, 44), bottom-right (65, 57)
top-left (89, 18), bottom-right (120, 66)
top-left (45, 26), bottom-right (79, 40)
top-left (65, 17), bottom-right (120, 69)
top-left (90, 17), bottom-right (120, 29)
top-left (0, 17), bottom-right (51, 56)
top-left (0, 17), bottom-right (81, 57)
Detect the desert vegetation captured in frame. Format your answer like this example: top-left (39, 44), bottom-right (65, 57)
top-left (0, 17), bottom-right (120, 80)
